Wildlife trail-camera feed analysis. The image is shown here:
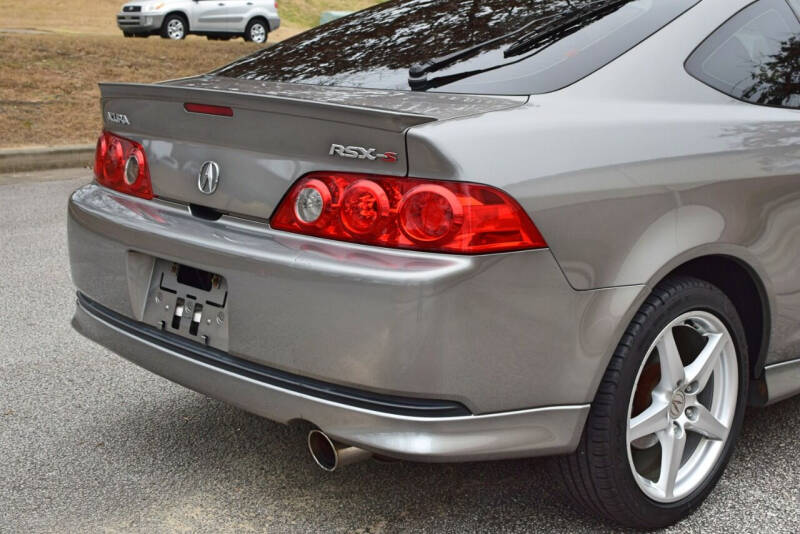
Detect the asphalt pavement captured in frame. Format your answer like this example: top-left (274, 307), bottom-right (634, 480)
top-left (1, 168), bottom-right (799, 533)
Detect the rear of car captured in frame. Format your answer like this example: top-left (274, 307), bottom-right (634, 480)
top-left (76, 0), bottom-right (696, 457)
top-left (70, 81), bottom-right (604, 460)
top-left (70, 0), bottom-right (800, 528)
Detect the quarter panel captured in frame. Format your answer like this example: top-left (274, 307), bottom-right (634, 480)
top-left (406, 0), bottom-right (800, 367)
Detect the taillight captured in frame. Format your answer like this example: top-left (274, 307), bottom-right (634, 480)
top-left (271, 172), bottom-right (546, 254)
top-left (93, 131), bottom-right (154, 200)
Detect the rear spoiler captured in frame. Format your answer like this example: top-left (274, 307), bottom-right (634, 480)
top-left (99, 81), bottom-right (439, 133)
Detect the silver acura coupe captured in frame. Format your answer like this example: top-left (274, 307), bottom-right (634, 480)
top-left (69, 0), bottom-right (800, 528)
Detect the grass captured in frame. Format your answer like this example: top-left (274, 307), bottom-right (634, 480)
top-left (0, 33), bottom-right (264, 147)
top-left (0, 0), bottom-right (380, 38)
top-left (278, 0), bottom-right (380, 28)
top-left (0, 0), bottom-right (382, 148)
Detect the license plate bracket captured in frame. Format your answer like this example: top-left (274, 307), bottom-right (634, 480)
top-left (142, 260), bottom-right (229, 351)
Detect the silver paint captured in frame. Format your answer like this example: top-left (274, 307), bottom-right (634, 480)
top-left (72, 298), bottom-right (590, 462)
top-left (70, 0), bottom-right (800, 463)
top-left (763, 358), bottom-right (800, 405)
top-left (68, 183), bottom-right (643, 413)
top-left (406, 0), bottom-right (800, 370)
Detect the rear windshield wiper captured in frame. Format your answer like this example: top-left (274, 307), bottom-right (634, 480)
top-left (408, 0), bottom-right (633, 91)
top-left (504, 0), bottom-right (633, 58)
top-left (408, 11), bottom-right (564, 90)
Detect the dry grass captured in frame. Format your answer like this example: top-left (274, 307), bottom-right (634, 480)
top-left (0, 0), bottom-right (130, 35)
top-left (0, 1), bottom-right (383, 148)
top-left (279, 0), bottom-right (382, 28)
top-left (0, 0), bottom-right (380, 40)
top-left (0, 33), bottom-right (263, 147)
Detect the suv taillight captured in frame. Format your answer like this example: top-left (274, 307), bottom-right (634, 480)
top-left (93, 131), bottom-right (154, 200)
top-left (271, 172), bottom-right (547, 254)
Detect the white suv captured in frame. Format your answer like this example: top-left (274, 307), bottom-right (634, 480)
top-left (117, 0), bottom-right (280, 43)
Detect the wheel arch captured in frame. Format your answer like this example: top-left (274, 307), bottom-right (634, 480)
top-left (164, 10), bottom-right (190, 30)
top-left (582, 245), bottom-right (774, 416)
top-left (640, 247), bottom-right (774, 402)
top-left (671, 255), bottom-right (769, 373)
top-left (247, 15), bottom-right (269, 28)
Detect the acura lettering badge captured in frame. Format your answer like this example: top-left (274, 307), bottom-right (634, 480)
top-left (106, 112), bottom-right (130, 125)
top-left (198, 161), bottom-right (220, 195)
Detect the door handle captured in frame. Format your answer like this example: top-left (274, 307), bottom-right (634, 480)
top-left (247, 1), bottom-right (253, 4)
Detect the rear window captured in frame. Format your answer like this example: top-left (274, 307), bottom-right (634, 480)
top-left (214, 0), bottom-right (700, 95)
top-left (685, 0), bottom-right (800, 109)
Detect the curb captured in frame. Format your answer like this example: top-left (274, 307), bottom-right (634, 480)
top-left (0, 145), bottom-right (94, 174)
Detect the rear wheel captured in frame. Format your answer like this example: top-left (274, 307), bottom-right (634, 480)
top-left (557, 276), bottom-right (748, 529)
top-left (244, 18), bottom-right (268, 43)
top-left (161, 14), bottom-right (187, 40)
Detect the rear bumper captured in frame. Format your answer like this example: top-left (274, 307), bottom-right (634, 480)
top-left (73, 293), bottom-right (588, 461)
top-left (117, 13), bottom-right (164, 32)
top-left (68, 182), bottom-right (645, 458)
top-left (267, 15), bottom-right (280, 31)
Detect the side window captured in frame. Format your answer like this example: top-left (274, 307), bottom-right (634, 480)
top-left (686, 0), bottom-right (800, 109)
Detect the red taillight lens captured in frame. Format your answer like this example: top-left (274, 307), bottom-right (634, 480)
top-left (93, 131), bottom-right (153, 200)
top-left (398, 185), bottom-right (464, 243)
top-left (340, 179), bottom-right (390, 236)
top-left (271, 172), bottom-right (547, 254)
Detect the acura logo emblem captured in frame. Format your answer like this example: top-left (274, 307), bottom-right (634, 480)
top-left (669, 390), bottom-right (686, 419)
top-left (198, 161), bottom-right (220, 195)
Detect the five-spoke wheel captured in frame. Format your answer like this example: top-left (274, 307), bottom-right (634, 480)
top-left (627, 311), bottom-right (738, 503)
top-left (557, 276), bottom-right (748, 529)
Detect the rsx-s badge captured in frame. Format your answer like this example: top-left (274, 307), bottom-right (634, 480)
top-left (329, 144), bottom-right (398, 163)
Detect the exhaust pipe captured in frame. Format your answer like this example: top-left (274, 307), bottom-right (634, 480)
top-left (307, 429), bottom-right (372, 472)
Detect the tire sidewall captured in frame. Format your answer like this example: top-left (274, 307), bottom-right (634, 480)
top-left (163, 15), bottom-right (186, 40)
top-left (246, 20), bottom-right (267, 43)
top-left (606, 282), bottom-right (749, 525)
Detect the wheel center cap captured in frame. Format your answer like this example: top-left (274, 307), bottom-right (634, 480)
top-left (669, 390), bottom-right (687, 419)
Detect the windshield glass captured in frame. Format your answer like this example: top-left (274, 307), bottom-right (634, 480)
top-left (214, 0), bottom-right (699, 95)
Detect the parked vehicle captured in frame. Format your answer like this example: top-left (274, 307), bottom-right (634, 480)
top-left (116, 0), bottom-right (279, 43)
top-left (73, 0), bottom-right (799, 528)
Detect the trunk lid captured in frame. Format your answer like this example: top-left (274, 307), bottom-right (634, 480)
top-left (99, 75), bottom-right (525, 220)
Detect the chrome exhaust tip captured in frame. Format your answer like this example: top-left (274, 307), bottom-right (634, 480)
top-left (307, 429), bottom-right (372, 472)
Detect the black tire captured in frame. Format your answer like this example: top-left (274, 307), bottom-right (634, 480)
top-left (244, 18), bottom-right (269, 43)
top-left (123, 31), bottom-right (134, 38)
top-left (160, 14), bottom-right (187, 40)
top-left (556, 276), bottom-right (748, 529)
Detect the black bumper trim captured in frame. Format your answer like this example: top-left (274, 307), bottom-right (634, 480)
top-left (77, 293), bottom-right (471, 418)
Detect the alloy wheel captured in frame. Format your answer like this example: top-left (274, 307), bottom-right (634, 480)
top-left (167, 19), bottom-right (185, 39)
top-left (626, 311), bottom-right (738, 503)
top-left (250, 23), bottom-right (267, 43)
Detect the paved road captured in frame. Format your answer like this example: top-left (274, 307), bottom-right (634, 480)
top-left (2, 168), bottom-right (799, 533)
